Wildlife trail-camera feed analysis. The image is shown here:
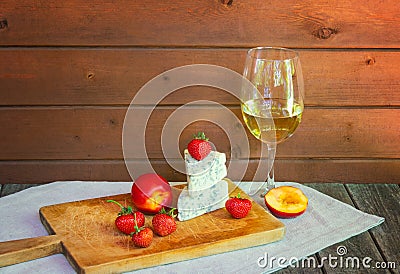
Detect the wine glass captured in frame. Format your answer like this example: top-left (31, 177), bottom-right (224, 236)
top-left (240, 47), bottom-right (304, 195)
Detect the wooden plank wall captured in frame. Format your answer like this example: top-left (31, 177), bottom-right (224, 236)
top-left (0, 0), bottom-right (399, 184)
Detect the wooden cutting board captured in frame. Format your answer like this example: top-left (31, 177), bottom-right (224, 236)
top-left (0, 179), bottom-right (285, 273)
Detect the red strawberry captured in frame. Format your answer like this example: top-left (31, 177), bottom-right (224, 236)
top-left (132, 227), bottom-right (153, 248)
top-left (152, 208), bottom-right (177, 236)
top-left (187, 132), bottom-right (212, 160)
top-left (107, 199), bottom-right (145, 234)
top-left (225, 193), bottom-right (252, 219)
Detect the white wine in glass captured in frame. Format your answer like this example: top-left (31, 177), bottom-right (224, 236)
top-left (241, 47), bottom-right (304, 195)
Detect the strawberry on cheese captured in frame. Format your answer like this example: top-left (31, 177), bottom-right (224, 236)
top-left (187, 132), bottom-right (212, 160)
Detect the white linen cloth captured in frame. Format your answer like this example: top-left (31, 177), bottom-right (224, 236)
top-left (0, 181), bottom-right (384, 273)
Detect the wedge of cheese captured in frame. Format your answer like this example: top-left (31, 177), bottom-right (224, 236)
top-left (177, 180), bottom-right (229, 221)
top-left (184, 149), bottom-right (227, 195)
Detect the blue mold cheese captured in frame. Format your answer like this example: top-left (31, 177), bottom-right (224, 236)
top-left (177, 180), bottom-right (229, 221)
top-left (184, 149), bottom-right (227, 195)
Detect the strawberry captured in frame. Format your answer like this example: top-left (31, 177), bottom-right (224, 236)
top-left (225, 193), bottom-right (252, 219)
top-left (152, 208), bottom-right (177, 236)
top-left (132, 226), bottom-right (153, 248)
top-left (187, 132), bottom-right (212, 161)
top-left (107, 199), bottom-right (145, 235)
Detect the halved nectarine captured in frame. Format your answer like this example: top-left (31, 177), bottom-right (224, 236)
top-left (264, 186), bottom-right (308, 218)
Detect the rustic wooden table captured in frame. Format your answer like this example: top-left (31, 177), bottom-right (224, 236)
top-left (1, 183), bottom-right (398, 273)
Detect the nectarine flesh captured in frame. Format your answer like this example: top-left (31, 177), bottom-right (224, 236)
top-left (264, 186), bottom-right (308, 218)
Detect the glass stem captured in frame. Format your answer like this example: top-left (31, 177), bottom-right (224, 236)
top-left (262, 144), bottom-right (275, 196)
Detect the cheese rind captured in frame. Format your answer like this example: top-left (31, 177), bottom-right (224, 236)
top-left (177, 180), bottom-right (228, 221)
top-left (184, 149), bottom-right (227, 194)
